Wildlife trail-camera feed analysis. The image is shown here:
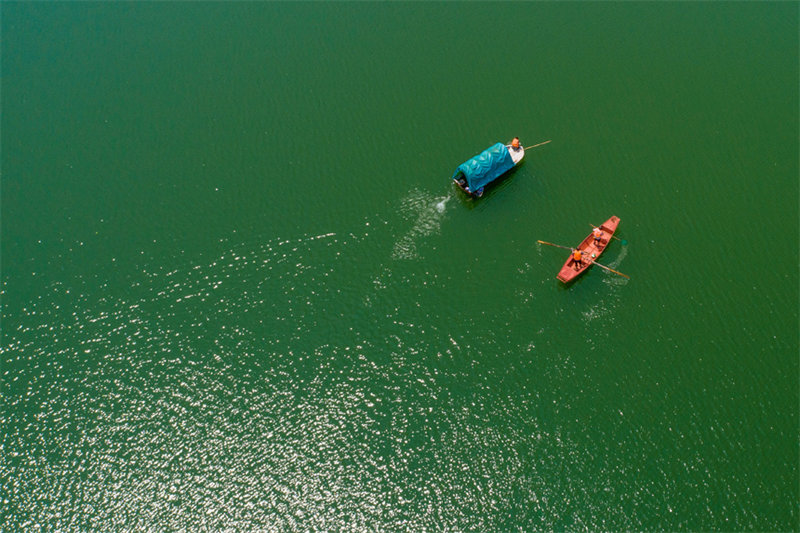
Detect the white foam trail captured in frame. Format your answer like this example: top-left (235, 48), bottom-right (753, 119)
top-left (392, 191), bottom-right (449, 260)
top-left (583, 245), bottom-right (629, 324)
top-left (606, 245), bottom-right (627, 269)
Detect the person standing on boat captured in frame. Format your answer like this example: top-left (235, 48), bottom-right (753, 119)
top-left (572, 248), bottom-right (583, 270)
top-left (593, 227), bottom-right (603, 247)
top-left (509, 137), bottom-right (522, 152)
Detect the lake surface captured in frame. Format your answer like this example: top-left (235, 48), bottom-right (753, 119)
top-left (2, 2), bottom-right (798, 531)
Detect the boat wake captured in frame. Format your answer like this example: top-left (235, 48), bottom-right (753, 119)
top-left (602, 245), bottom-right (629, 288)
top-left (605, 244), bottom-right (628, 270)
top-left (583, 245), bottom-right (629, 327)
top-left (392, 190), bottom-right (450, 260)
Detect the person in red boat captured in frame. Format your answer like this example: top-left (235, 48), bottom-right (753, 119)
top-left (572, 248), bottom-right (583, 270)
top-left (593, 227), bottom-right (603, 247)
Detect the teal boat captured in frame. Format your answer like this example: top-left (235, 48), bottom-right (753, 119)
top-left (452, 141), bottom-right (525, 198)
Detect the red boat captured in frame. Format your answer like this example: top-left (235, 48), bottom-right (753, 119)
top-left (557, 216), bottom-right (620, 283)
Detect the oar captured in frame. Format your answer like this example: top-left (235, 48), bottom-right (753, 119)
top-left (524, 140), bottom-right (551, 150)
top-left (588, 223), bottom-right (627, 245)
top-left (537, 239), bottom-right (571, 251)
top-left (588, 260), bottom-right (630, 279)
top-left (537, 240), bottom-right (631, 279)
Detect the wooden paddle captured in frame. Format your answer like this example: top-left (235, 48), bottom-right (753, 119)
top-left (524, 140), bottom-right (552, 150)
top-left (589, 223), bottom-right (627, 245)
top-left (587, 260), bottom-right (630, 279)
top-left (537, 240), bottom-right (630, 279)
top-left (537, 239), bottom-right (571, 251)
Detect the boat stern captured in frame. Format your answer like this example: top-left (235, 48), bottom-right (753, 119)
top-left (508, 145), bottom-right (524, 165)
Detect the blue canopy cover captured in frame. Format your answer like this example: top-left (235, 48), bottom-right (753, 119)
top-left (451, 143), bottom-right (515, 192)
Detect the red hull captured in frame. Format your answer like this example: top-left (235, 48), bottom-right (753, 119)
top-left (557, 216), bottom-right (620, 283)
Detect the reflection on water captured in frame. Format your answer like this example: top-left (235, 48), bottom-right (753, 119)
top-left (2, 219), bottom-right (636, 531)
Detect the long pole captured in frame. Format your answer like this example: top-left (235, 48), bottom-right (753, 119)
top-left (589, 260), bottom-right (630, 279)
top-left (537, 240), bottom-right (630, 279)
top-left (524, 140), bottom-right (551, 150)
top-left (537, 239), bottom-right (571, 251)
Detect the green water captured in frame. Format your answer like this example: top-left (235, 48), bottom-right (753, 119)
top-left (2, 2), bottom-right (798, 531)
